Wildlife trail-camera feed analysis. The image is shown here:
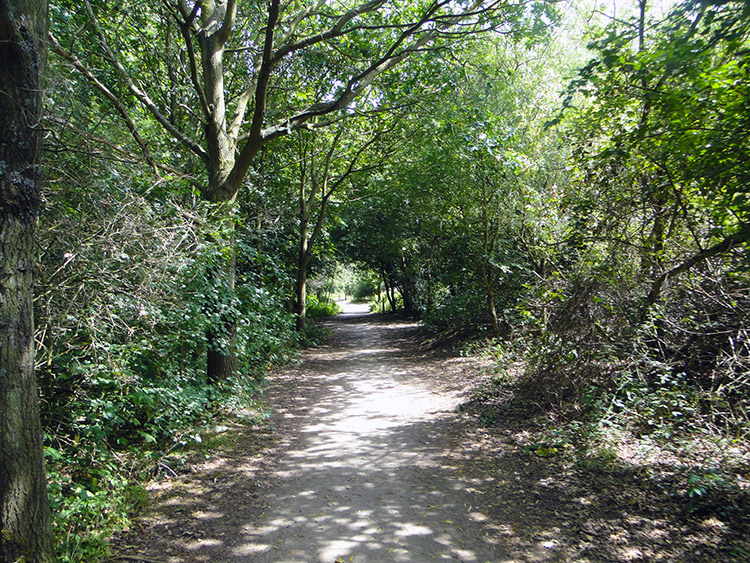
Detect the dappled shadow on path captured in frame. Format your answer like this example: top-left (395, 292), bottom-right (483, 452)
top-left (236, 365), bottom-right (502, 559)
top-left (224, 313), bottom-right (506, 562)
top-left (124, 313), bottom-right (513, 562)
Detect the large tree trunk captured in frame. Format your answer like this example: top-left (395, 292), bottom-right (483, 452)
top-left (206, 322), bottom-right (239, 382)
top-left (199, 14), bottom-right (242, 382)
top-left (0, 1), bottom-right (54, 561)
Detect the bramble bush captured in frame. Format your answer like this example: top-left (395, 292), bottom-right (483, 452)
top-left (36, 176), bottom-right (298, 560)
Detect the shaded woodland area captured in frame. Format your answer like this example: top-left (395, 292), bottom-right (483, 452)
top-left (1, 0), bottom-right (749, 560)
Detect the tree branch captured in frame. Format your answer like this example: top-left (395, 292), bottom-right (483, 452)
top-left (642, 225), bottom-right (750, 317)
top-left (217, 0), bottom-right (238, 46)
top-left (229, 0), bottom-right (500, 201)
top-left (228, 0), bottom-right (376, 138)
top-left (48, 32), bottom-right (160, 174)
top-left (271, 28), bottom-right (435, 134)
top-left (267, 0), bottom-right (491, 133)
top-left (45, 115), bottom-right (202, 188)
top-left (270, 0), bottom-right (387, 65)
top-left (166, 1), bottom-right (210, 119)
top-left (81, 0), bottom-right (208, 162)
top-left (276, 0), bottom-right (328, 47)
top-left (249, 0), bottom-right (281, 144)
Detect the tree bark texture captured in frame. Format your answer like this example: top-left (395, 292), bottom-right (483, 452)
top-left (295, 253), bottom-right (309, 332)
top-left (0, 0), bottom-right (54, 560)
top-left (295, 185), bottom-right (310, 332)
top-left (206, 323), bottom-right (239, 383)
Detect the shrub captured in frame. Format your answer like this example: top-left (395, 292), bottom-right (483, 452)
top-left (306, 294), bottom-right (341, 318)
top-left (352, 278), bottom-right (379, 302)
top-left (36, 180), bottom-right (299, 560)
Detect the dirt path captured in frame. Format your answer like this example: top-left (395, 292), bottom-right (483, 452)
top-left (237, 303), bottom-right (504, 562)
top-left (115, 306), bottom-right (749, 562)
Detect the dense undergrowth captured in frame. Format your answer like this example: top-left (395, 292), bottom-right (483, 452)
top-left (35, 165), bottom-right (336, 559)
top-left (331, 1), bottom-right (750, 542)
top-left (459, 262), bottom-right (750, 539)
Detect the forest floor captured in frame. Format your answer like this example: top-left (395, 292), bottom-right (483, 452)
top-left (113, 304), bottom-right (749, 562)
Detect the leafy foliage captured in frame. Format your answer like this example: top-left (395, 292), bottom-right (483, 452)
top-left (337, 34), bottom-right (567, 332)
top-left (305, 295), bottom-right (341, 319)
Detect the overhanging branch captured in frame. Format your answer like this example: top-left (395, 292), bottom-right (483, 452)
top-left (642, 225), bottom-right (750, 317)
top-left (80, 0), bottom-right (208, 163)
top-left (48, 32), bottom-right (160, 174)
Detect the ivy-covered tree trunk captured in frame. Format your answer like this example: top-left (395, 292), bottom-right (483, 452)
top-left (0, 1), bottom-right (54, 561)
top-left (206, 236), bottom-right (239, 383)
top-left (198, 5), bottom-right (243, 382)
